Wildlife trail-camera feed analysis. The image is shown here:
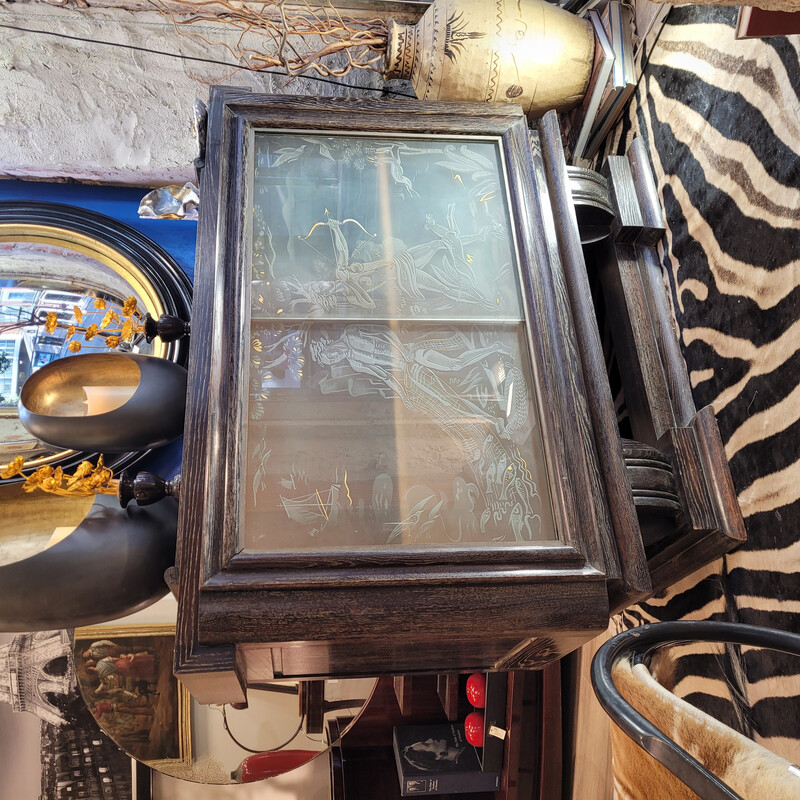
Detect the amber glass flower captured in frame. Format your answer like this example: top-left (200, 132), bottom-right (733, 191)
top-left (39, 296), bottom-right (146, 352)
top-left (1, 455), bottom-right (118, 498)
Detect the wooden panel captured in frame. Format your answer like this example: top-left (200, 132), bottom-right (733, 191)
top-left (436, 673), bottom-right (460, 721)
top-left (649, 408), bottom-right (746, 594)
top-left (626, 137), bottom-right (666, 247)
top-left (593, 140), bottom-right (746, 596)
top-left (174, 86), bottom-right (254, 702)
top-left (197, 578), bottom-right (609, 645)
top-left (176, 94), bottom-right (642, 695)
top-left (562, 627), bottom-right (614, 800)
top-left (537, 113), bottom-right (650, 609)
top-left (300, 679), bottom-right (325, 734)
top-left (175, 644), bottom-right (247, 706)
top-left (499, 672), bottom-right (529, 800)
top-left (241, 628), bottom-right (599, 682)
top-left (596, 249), bottom-right (674, 445)
top-left (393, 675), bottom-right (413, 717)
top-left (340, 676), bottom-right (450, 749)
top-left (537, 662), bottom-right (562, 800)
top-left (603, 156), bottom-right (644, 243)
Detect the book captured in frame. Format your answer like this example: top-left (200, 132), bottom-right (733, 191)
top-left (736, 6), bottom-right (800, 39)
top-left (571, 9), bottom-right (616, 159)
top-left (562, 0), bottom-right (609, 16)
top-left (632, 0), bottom-right (670, 74)
top-left (393, 723), bottom-right (502, 796)
top-left (584, 1), bottom-right (637, 158)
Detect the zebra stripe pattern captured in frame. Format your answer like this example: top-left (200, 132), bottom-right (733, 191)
top-left (601, 5), bottom-right (800, 763)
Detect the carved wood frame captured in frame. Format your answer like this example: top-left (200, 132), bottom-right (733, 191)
top-left (175, 90), bottom-right (648, 703)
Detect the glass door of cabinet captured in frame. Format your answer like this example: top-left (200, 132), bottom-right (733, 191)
top-left (242, 132), bottom-right (555, 551)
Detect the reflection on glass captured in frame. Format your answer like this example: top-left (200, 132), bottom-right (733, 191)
top-left (0, 482), bottom-right (93, 566)
top-left (244, 133), bottom-right (554, 551)
top-left (74, 617), bottom-right (375, 785)
top-left (245, 322), bottom-right (553, 549)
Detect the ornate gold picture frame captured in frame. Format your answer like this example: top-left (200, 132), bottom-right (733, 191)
top-left (73, 624), bottom-right (191, 767)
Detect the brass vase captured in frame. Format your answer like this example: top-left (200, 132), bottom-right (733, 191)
top-left (384, 0), bottom-right (595, 119)
top-left (0, 492), bottom-right (178, 631)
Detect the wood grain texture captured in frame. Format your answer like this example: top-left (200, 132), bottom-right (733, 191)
top-left (627, 137), bottom-right (667, 247)
top-left (603, 156), bottom-right (644, 244)
top-left (648, 407), bottom-right (746, 593)
top-left (593, 142), bottom-right (746, 598)
top-left (177, 94), bottom-right (637, 696)
top-left (562, 626), bottom-right (614, 800)
top-left (596, 241), bottom-right (674, 445)
top-left (204, 560), bottom-right (593, 591)
top-left (537, 662), bottom-right (562, 800)
top-left (436, 673), bottom-right (459, 721)
top-left (526, 130), bottom-right (610, 573)
top-left (537, 113), bottom-right (650, 608)
top-left (223, 542), bottom-right (585, 574)
top-left (500, 671), bottom-right (536, 800)
top-left (494, 636), bottom-right (559, 671)
top-left (265, 630), bottom-right (595, 679)
top-left (197, 575), bottom-right (609, 644)
top-left (174, 86), bottom-right (253, 703)
top-left (300, 679), bottom-right (325, 734)
top-left (637, 244), bottom-right (698, 426)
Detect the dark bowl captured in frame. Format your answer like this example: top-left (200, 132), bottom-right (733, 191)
top-left (19, 352), bottom-right (187, 453)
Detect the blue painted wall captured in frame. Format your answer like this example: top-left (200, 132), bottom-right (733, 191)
top-left (0, 180), bottom-right (198, 280)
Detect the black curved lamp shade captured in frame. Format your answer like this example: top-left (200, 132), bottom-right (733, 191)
top-left (19, 353), bottom-right (188, 453)
top-left (0, 494), bottom-right (178, 631)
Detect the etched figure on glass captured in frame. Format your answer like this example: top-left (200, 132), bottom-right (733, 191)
top-left (243, 131), bottom-right (555, 552)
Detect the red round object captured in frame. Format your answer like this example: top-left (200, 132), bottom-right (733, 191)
top-left (466, 672), bottom-right (487, 708)
top-left (464, 711), bottom-right (485, 747)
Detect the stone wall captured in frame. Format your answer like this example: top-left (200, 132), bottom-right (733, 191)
top-left (0, 2), bottom-right (414, 185)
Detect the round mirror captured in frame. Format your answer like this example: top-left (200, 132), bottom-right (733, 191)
top-left (73, 624), bottom-right (376, 785)
top-left (0, 201), bottom-right (191, 477)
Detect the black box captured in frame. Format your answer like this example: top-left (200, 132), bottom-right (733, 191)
top-left (393, 723), bottom-right (501, 796)
top-left (479, 671), bottom-right (508, 774)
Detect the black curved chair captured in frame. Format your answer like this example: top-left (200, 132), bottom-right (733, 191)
top-left (591, 621), bottom-right (800, 800)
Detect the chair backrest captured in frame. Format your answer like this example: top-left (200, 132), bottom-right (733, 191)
top-left (591, 621), bottom-right (800, 800)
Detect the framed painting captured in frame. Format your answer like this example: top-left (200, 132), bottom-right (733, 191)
top-left (73, 624), bottom-right (191, 766)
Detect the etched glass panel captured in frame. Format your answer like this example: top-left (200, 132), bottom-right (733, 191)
top-left (250, 134), bottom-right (523, 322)
top-left (242, 133), bottom-right (555, 551)
top-left (245, 322), bottom-right (554, 548)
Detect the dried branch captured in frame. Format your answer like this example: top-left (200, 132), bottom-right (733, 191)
top-left (148, 0), bottom-right (389, 78)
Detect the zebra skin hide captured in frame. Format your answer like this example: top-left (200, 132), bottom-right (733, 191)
top-left (611, 657), bottom-right (800, 800)
top-left (599, 2), bottom-right (800, 773)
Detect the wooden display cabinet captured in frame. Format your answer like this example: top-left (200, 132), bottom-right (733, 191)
top-left (174, 89), bottom-right (743, 705)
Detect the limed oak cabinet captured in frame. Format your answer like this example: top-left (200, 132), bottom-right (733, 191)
top-left (174, 89), bottom-right (744, 704)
